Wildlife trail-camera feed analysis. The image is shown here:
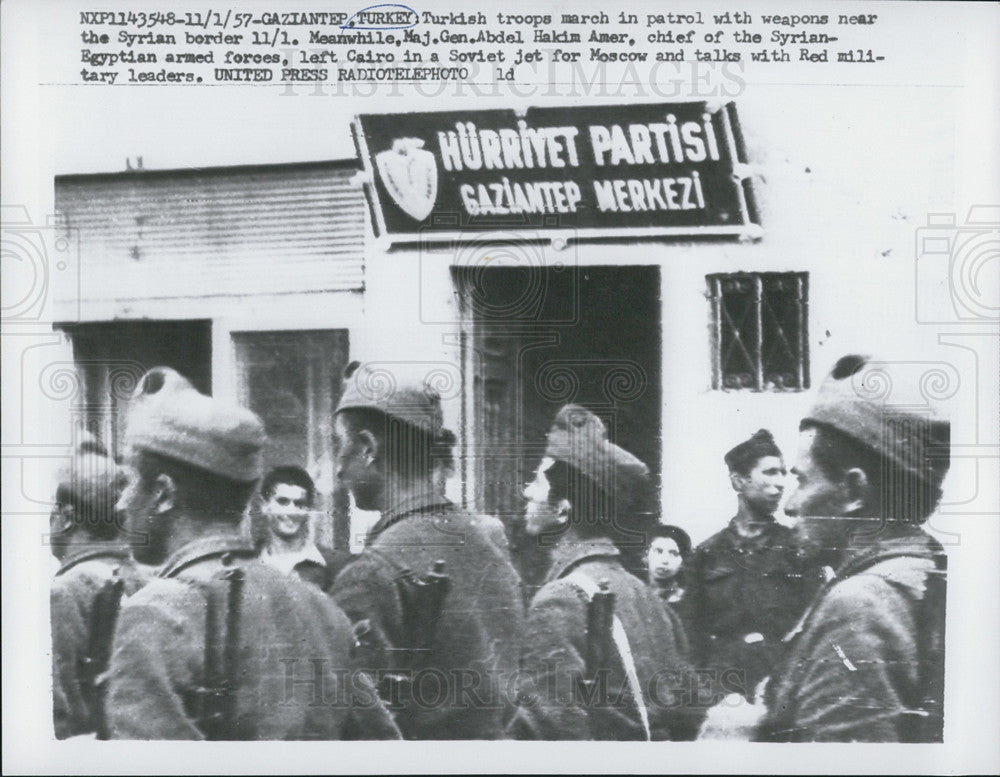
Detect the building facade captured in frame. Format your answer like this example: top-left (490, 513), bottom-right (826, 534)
top-left (52, 95), bottom-right (962, 557)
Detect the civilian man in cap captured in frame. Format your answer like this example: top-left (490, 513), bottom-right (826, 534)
top-left (105, 367), bottom-right (400, 740)
top-left (685, 429), bottom-right (812, 700)
top-left (49, 434), bottom-right (147, 739)
top-left (330, 361), bottom-right (524, 739)
top-left (755, 354), bottom-right (950, 742)
top-left (258, 465), bottom-right (351, 590)
top-left (508, 405), bottom-right (700, 741)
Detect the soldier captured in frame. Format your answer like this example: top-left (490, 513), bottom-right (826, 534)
top-left (329, 361), bottom-right (524, 740)
top-left (104, 367), bottom-right (400, 740)
top-left (755, 354), bottom-right (950, 742)
top-left (684, 429), bottom-right (812, 699)
top-left (49, 435), bottom-right (147, 739)
top-left (508, 405), bottom-right (700, 741)
top-left (258, 465), bottom-right (352, 590)
top-left (430, 427), bottom-right (510, 555)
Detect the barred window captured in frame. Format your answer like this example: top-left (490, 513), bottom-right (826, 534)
top-left (708, 272), bottom-right (809, 391)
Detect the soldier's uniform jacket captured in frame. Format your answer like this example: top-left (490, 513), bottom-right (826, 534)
top-left (51, 546), bottom-right (148, 739)
top-left (685, 519), bottom-right (813, 694)
top-left (105, 536), bottom-right (400, 740)
top-left (756, 525), bottom-right (946, 743)
top-left (508, 538), bottom-right (702, 741)
top-left (331, 495), bottom-right (525, 740)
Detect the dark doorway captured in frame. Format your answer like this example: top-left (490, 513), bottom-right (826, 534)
top-left (58, 319), bottom-right (212, 459)
top-left (457, 265), bottom-right (662, 588)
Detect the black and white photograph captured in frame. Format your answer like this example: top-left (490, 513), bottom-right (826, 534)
top-left (2, 0), bottom-right (998, 773)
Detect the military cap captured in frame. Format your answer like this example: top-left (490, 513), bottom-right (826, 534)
top-left (724, 429), bottom-right (782, 474)
top-left (335, 361), bottom-right (445, 438)
top-left (55, 432), bottom-right (120, 514)
top-left (543, 404), bottom-right (650, 497)
top-left (803, 354), bottom-right (950, 487)
top-left (125, 367), bottom-right (265, 482)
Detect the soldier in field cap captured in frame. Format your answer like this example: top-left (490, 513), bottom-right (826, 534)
top-left (105, 367), bottom-right (399, 740)
top-left (49, 433), bottom-right (148, 739)
top-left (754, 354), bottom-right (950, 742)
top-left (330, 361), bottom-right (524, 739)
top-left (509, 404), bottom-right (700, 741)
top-left (685, 428), bottom-right (813, 702)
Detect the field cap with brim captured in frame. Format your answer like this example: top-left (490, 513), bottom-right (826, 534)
top-left (125, 367), bottom-right (266, 482)
top-left (803, 354), bottom-right (951, 487)
top-left (335, 361), bottom-right (445, 438)
top-left (544, 404), bottom-right (650, 501)
top-left (56, 432), bottom-right (120, 513)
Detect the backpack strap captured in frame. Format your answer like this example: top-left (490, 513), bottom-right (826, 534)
top-left (564, 571), bottom-right (651, 741)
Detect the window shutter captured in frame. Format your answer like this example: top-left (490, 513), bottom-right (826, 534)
top-left (54, 161), bottom-right (365, 309)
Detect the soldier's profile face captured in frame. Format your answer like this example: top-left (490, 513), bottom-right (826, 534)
top-left (48, 500), bottom-right (71, 559)
top-left (738, 454), bottom-right (787, 513)
top-left (116, 459), bottom-right (165, 564)
top-left (333, 414), bottom-right (381, 511)
top-left (523, 458), bottom-right (566, 536)
top-left (264, 483), bottom-right (311, 539)
top-left (785, 428), bottom-right (849, 518)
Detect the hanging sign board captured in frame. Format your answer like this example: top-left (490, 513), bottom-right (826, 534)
top-left (354, 101), bottom-right (760, 243)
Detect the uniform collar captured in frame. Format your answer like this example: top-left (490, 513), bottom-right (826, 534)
top-left (782, 522), bottom-right (942, 645)
top-left (544, 536), bottom-right (621, 584)
top-left (724, 514), bottom-right (784, 543)
top-left (368, 493), bottom-right (453, 541)
top-left (159, 535), bottom-right (257, 578)
top-left (834, 522), bottom-right (942, 576)
top-left (55, 544), bottom-right (129, 576)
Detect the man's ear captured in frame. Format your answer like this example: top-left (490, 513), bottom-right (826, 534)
top-left (152, 473), bottom-right (176, 515)
top-left (357, 429), bottom-right (379, 464)
top-left (729, 471), bottom-right (746, 494)
top-left (52, 503), bottom-right (75, 535)
top-left (843, 467), bottom-right (871, 514)
top-left (555, 498), bottom-right (571, 524)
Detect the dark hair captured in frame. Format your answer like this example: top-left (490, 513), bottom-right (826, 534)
top-left (543, 459), bottom-right (656, 541)
top-left (134, 450), bottom-right (257, 522)
top-left (337, 407), bottom-right (455, 481)
top-left (543, 459), bottom-right (614, 540)
top-left (55, 476), bottom-right (123, 541)
top-left (544, 458), bottom-right (654, 578)
top-left (725, 429), bottom-right (783, 476)
top-left (261, 465), bottom-right (316, 506)
top-left (648, 524), bottom-right (692, 560)
top-left (800, 420), bottom-right (943, 525)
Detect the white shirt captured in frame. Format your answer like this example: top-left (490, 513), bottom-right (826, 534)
top-left (261, 542), bottom-right (326, 577)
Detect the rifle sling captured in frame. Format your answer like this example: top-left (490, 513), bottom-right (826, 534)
top-left (564, 571), bottom-right (652, 741)
top-left (84, 571), bottom-right (126, 739)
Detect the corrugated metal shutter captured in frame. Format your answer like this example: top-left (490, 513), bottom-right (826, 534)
top-left (54, 161), bottom-right (365, 305)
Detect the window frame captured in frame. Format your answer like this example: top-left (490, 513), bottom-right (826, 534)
top-left (707, 271), bottom-right (810, 392)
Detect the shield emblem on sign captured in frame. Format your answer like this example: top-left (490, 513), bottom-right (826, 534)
top-left (375, 138), bottom-right (438, 222)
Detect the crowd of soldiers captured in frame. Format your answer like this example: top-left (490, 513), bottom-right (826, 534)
top-left (50, 354), bottom-right (949, 742)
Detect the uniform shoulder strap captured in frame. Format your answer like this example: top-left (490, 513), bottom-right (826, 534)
top-left (563, 571), bottom-right (651, 741)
